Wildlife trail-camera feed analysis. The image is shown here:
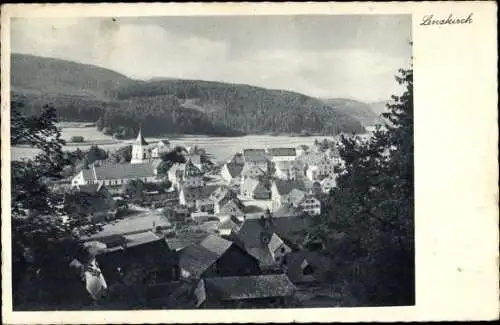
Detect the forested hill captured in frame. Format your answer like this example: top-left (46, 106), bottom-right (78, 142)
top-left (321, 98), bottom-right (381, 127)
top-left (11, 53), bottom-right (365, 137)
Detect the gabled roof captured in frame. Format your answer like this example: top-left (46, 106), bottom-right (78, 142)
top-left (134, 128), bottom-right (149, 146)
top-left (210, 186), bottom-right (231, 204)
top-left (243, 149), bottom-right (268, 163)
top-left (199, 235), bottom-right (233, 256)
top-left (224, 162), bottom-right (244, 178)
top-left (276, 161), bottom-right (302, 171)
top-left (72, 182), bottom-right (105, 193)
top-left (241, 177), bottom-right (260, 193)
top-left (217, 215), bottom-right (243, 232)
top-left (86, 162), bottom-right (157, 181)
top-left (288, 188), bottom-right (306, 206)
top-left (181, 185), bottom-right (218, 201)
top-left (296, 152), bottom-right (328, 166)
top-left (184, 159), bottom-right (203, 177)
top-left (267, 148), bottom-right (296, 157)
top-left (178, 237), bottom-right (233, 278)
top-left (189, 154), bottom-right (202, 166)
top-left (241, 164), bottom-right (266, 178)
top-left (202, 274), bottom-right (296, 301)
top-left (268, 233), bottom-right (286, 253)
top-left (273, 179), bottom-right (307, 196)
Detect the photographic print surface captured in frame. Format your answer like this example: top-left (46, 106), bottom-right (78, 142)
top-left (9, 14), bottom-right (414, 311)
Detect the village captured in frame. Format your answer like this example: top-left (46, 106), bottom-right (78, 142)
top-left (63, 128), bottom-right (345, 308)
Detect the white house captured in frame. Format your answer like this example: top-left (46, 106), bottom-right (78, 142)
top-left (274, 161), bottom-right (304, 181)
top-left (71, 161), bottom-right (161, 188)
top-left (242, 149), bottom-right (269, 171)
top-left (297, 152), bottom-right (336, 181)
top-left (266, 148), bottom-right (297, 163)
top-left (240, 164), bottom-right (266, 183)
top-left (221, 162), bottom-right (244, 184)
top-left (150, 139), bottom-right (171, 159)
top-left (270, 180), bottom-right (307, 211)
top-left (295, 145), bottom-right (310, 158)
top-left (179, 185), bottom-right (218, 211)
top-left (168, 159), bottom-right (204, 189)
top-left (297, 195), bottom-right (321, 216)
top-left (268, 233), bottom-right (292, 265)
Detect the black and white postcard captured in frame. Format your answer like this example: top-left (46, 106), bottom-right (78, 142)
top-left (1, 2), bottom-right (498, 324)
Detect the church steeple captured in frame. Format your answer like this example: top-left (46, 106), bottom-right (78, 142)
top-left (131, 126), bottom-right (150, 164)
top-left (134, 126), bottom-right (149, 146)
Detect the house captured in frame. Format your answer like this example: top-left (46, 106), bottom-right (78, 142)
top-left (179, 185), bottom-right (218, 211)
top-left (295, 195), bottom-right (321, 216)
top-left (178, 235), bottom-right (261, 280)
top-left (274, 161), bottom-right (304, 181)
top-left (241, 178), bottom-right (271, 200)
top-left (167, 163), bottom-right (185, 189)
top-left (69, 256), bottom-right (108, 301)
top-left (64, 183), bottom-right (116, 221)
top-left (283, 251), bottom-right (322, 284)
top-left (240, 164), bottom-right (266, 184)
top-left (71, 160), bottom-right (161, 188)
top-left (196, 274), bottom-right (296, 308)
top-left (218, 199), bottom-right (245, 217)
top-left (221, 162), bottom-right (244, 184)
top-left (93, 232), bottom-right (179, 287)
top-left (266, 148), bottom-right (297, 163)
top-left (320, 175), bottom-right (337, 193)
top-left (270, 179), bottom-right (307, 211)
top-left (297, 151), bottom-right (336, 181)
top-left (217, 215), bottom-right (243, 236)
top-left (168, 159), bottom-right (204, 190)
top-left (295, 145), bottom-right (310, 157)
top-left (230, 153), bottom-right (245, 165)
top-left (210, 187), bottom-right (236, 214)
top-left (189, 154), bottom-right (204, 171)
top-left (235, 213), bottom-right (292, 269)
top-left (242, 149), bottom-right (269, 171)
top-left (150, 139), bottom-right (172, 159)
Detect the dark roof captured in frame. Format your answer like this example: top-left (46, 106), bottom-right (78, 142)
top-left (134, 129), bottom-right (149, 146)
top-left (267, 148), bottom-right (296, 157)
top-left (199, 235), bottom-right (233, 256)
top-left (202, 274), bottom-right (296, 301)
top-left (236, 217), bottom-right (275, 249)
top-left (178, 245), bottom-right (220, 278)
top-left (181, 185), bottom-right (218, 201)
top-left (84, 162), bottom-right (157, 181)
top-left (243, 149), bottom-right (268, 163)
top-left (273, 179), bottom-right (307, 196)
top-left (224, 162), bottom-right (244, 178)
top-left (72, 183), bottom-right (105, 193)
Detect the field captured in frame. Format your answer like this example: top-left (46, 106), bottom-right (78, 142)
top-left (11, 124), bottom-right (339, 162)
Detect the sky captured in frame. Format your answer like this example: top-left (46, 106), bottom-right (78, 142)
top-left (11, 15), bottom-right (412, 102)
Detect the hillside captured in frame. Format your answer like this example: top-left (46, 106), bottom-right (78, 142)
top-left (321, 98), bottom-right (381, 127)
top-left (11, 53), bottom-right (365, 137)
top-left (11, 53), bottom-right (134, 99)
top-left (370, 100), bottom-right (390, 116)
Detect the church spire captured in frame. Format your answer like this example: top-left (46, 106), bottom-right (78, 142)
top-left (134, 125), bottom-right (149, 145)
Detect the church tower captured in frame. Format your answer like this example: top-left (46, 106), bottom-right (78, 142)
top-left (131, 127), bottom-right (150, 164)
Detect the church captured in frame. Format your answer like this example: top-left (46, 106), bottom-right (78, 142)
top-left (71, 129), bottom-right (171, 188)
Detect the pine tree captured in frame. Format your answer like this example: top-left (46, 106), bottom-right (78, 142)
top-left (313, 67), bottom-right (414, 306)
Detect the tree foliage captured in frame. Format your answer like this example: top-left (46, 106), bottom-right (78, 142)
top-left (313, 68), bottom-right (414, 306)
top-left (11, 102), bottom-right (101, 309)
